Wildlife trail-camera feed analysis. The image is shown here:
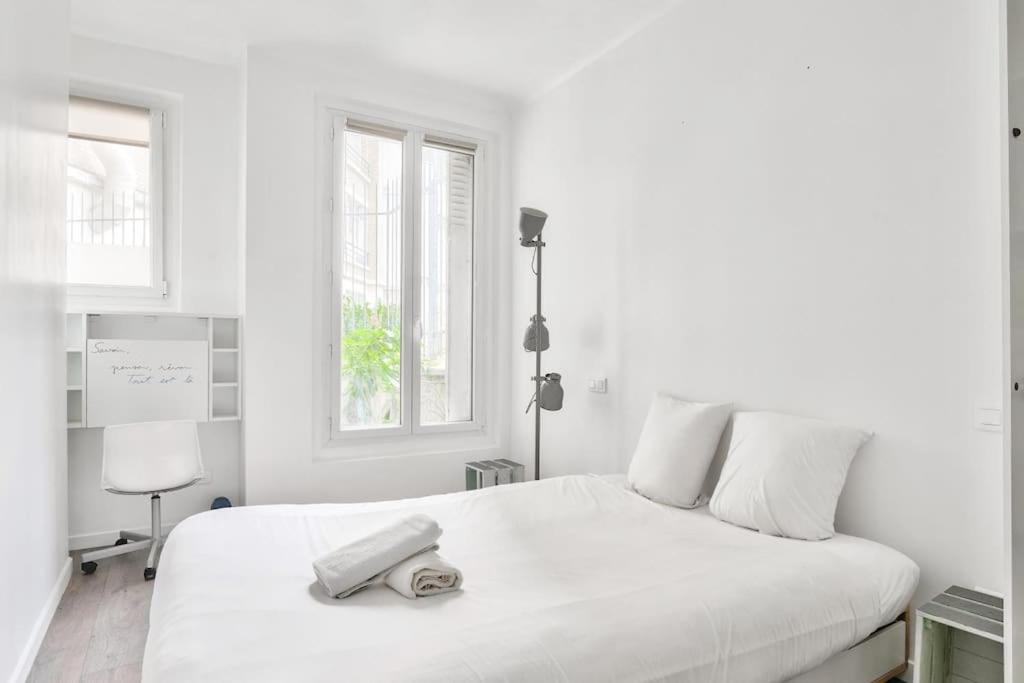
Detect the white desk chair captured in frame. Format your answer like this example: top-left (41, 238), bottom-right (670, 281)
top-left (80, 420), bottom-right (204, 581)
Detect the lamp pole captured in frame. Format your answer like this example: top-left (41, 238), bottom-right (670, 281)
top-left (519, 206), bottom-right (552, 482)
top-left (533, 238), bottom-right (543, 480)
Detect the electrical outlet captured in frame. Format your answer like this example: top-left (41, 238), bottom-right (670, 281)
top-left (588, 378), bottom-right (608, 393)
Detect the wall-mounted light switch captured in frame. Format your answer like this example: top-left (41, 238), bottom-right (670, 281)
top-left (975, 406), bottom-right (1002, 432)
top-left (588, 378), bottom-right (608, 393)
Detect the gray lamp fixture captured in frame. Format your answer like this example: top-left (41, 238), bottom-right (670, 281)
top-left (523, 314), bottom-right (549, 352)
top-left (519, 207), bottom-right (562, 481)
top-left (519, 207), bottom-right (548, 245)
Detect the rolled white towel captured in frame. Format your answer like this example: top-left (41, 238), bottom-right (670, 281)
top-left (313, 514), bottom-right (441, 599)
top-left (385, 550), bottom-right (463, 599)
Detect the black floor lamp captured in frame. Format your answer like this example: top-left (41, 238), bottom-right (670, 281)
top-left (520, 207), bottom-right (563, 480)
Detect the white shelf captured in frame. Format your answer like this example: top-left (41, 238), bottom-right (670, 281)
top-left (67, 313), bottom-right (86, 431)
top-left (209, 319), bottom-right (241, 421)
top-left (211, 318), bottom-right (239, 350)
top-left (65, 313), bottom-right (85, 350)
top-left (67, 385), bottom-right (83, 428)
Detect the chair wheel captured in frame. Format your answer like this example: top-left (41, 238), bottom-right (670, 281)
top-left (115, 537), bottom-right (128, 546)
top-left (81, 561), bottom-right (97, 575)
top-left (144, 567), bottom-right (156, 581)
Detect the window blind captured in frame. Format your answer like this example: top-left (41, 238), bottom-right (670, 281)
top-left (69, 96), bottom-right (151, 148)
top-left (345, 119), bottom-right (407, 141)
top-left (423, 134), bottom-right (477, 155)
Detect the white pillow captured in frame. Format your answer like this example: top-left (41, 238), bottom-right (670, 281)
top-left (709, 411), bottom-right (870, 540)
top-left (627, 394), bottom-right (732, 508)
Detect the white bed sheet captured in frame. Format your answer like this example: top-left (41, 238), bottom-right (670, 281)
top-left (143, 474), bottom-right (918, 683)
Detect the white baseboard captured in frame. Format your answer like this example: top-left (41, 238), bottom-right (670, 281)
top-left (8, 557), bottom-right (72, 683)
top-left (69, 522), bottom-right (178, 551)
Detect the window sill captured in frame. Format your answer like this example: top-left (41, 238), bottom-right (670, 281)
top-left (316, 422), bottom-right (493, 463)
top-left (67, 285), bottom-right (173, 312)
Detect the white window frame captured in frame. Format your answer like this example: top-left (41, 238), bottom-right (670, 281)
top-left (322, 106), bottom-right (488, 446)
top-left (66, 81), bottom-right (177, 305)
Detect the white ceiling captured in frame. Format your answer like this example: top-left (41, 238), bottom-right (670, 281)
top-left (71, 0), bottom-right (679, 100)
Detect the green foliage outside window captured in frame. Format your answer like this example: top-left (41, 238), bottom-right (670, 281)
top-left (341, 298), bottom-right (400, 424)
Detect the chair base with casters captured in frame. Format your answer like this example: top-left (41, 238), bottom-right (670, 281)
top-left (81, 492), bottom-right (165, 580)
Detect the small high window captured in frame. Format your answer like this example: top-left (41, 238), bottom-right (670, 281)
top-left (67, 94), bottom-right (166, 298)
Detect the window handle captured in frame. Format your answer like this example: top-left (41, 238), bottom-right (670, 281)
top-left (413, 319), bottom-right (423, 341)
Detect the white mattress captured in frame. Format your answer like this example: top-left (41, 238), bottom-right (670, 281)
top-left (143, 474), bottom-right (918, 683)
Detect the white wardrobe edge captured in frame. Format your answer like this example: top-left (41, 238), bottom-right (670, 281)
top-left (8, 556), bottom-right (72, 683)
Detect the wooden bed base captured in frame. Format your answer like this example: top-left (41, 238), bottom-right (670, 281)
top-left (789, 610), bottom-right (910, 683)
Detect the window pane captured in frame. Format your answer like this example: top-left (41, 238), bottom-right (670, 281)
top-left (420, 145), bottom-right (473, 424)
top-left (66, 107), bottom-right (153, 287)
top-left (338, 128), bottom-right (404, 428)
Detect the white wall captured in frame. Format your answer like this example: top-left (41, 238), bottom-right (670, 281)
top-left (243, 46), bottom-right (513, 504)
top-left (513, 0), bottom-right (1004, 611)
top-left (66, 37), bottom-right (244, 547)
top-left (0, 0), bottom-right (70, 678)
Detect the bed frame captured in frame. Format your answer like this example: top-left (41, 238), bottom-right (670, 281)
top-left (789, 610), bottom-right (910, 683)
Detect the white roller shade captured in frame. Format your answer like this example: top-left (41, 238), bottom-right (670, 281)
top-left (423, 134), bottom-right (477, 155)
top-left (345, 119), bottom-right (406, 141)
top-left (69, 95), bottom-right (150, 148)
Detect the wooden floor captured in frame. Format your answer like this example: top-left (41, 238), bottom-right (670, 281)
top-left (29, 550), bottom-right (155, 683)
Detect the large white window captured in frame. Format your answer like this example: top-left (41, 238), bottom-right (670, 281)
top-left (329, 113), bottom-right (480, 439)
top-left (66, 93), bottom-right (167, 299)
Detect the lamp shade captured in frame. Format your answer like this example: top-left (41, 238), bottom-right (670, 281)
top-left (523, 314), bottom-right (549, 352)
top-left (539, 373), bottom-right (563, 411)
top-left (519, 207), bottom-right (548, 244)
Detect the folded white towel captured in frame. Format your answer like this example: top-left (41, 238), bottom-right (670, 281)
top-left (384, 550), bottom-right (463, 599)
top-left (312, 514), bottom-right (442, 599)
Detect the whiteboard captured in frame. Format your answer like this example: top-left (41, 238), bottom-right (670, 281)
top-left (86, 339), bottom-right (209, 428)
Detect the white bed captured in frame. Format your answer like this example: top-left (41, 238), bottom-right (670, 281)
top-left (143, 474), bottom-right (918, 682)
